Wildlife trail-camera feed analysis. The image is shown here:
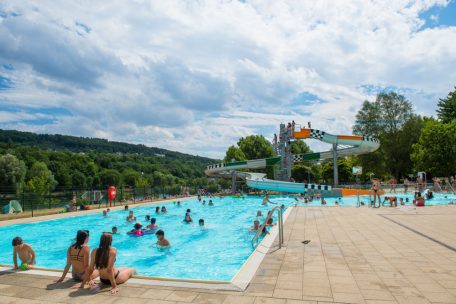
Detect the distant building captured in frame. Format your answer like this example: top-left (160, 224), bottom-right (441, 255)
top-left (155, 153), bottom-right (166, 158)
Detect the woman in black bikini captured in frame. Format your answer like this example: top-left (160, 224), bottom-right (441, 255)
top-left (81, 233), bottom-right (135, 294)
top-left (54, 230), bottom-right (98, 286)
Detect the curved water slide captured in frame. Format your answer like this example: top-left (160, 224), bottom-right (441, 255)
top-left (292, 128), bottom-right (380, 162)
top-left (205, 128), bottom-right (380, 195)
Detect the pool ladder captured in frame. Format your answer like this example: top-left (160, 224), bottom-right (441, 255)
top-left (251, 206), bottom-right (284, 249)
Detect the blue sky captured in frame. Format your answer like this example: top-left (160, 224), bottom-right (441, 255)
top-left (0, 0), bottom-right (456, 158)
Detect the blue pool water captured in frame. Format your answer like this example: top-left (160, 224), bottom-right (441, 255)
top-left (0, 196), bottom-right (294, 281)
top-left (0, 193), bottom-right (454, 281)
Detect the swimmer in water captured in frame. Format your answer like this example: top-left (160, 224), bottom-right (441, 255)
top-left (126, 211), bottom-right (136, 222)
top-left (183, 212), bottom-right (193, 223)
top-left (262, 194), bottom-right (277, 206)
top-left (250, 220), bottom-right (260, 231)
top-left (155, 230), bottom-right (170, 247)
top-left (145, 215), bottom-right (150, 221)
top-left (12, 237), bottom-right (35, 270)
top-left (127, 223), bottom-right (144, 236)
top-left (124, 205), bottom-right (129, 211)
top-left (256, 210), bottom-right (263, 217)
top-left (208, 200), bottom-right (214, 206)
top-left (102, 210), bottom-right (108, 216)
top-left (155, 206), bottom-right (160, 214)
top-left (111, 227), bottom-right (118, 234)
top-left (161, 206), bottom-right (167, 213)
top-left (147, 218), bottom-right (158, 230)
top-left (199, 219), bottom-right (205, 227)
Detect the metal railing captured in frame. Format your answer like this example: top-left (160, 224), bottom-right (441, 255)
top-left (251, 206), bottom-right (284, 249)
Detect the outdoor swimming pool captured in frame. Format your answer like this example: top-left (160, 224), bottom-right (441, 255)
top-left (0, 193), bottom-right (454, 281)
top-left (0, 196), bottom-right (294, 281)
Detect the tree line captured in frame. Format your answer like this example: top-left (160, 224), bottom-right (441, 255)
top-left (223, 87), bottom-right (456, 184)
top-left (0, 132), bottom-right (228, 196)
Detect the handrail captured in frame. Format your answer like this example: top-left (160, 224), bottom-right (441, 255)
top-left (251, 206), bottom-right (284, 249)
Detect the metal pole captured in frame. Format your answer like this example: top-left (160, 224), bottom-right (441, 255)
top-left (332, 143), bottom-right (338, 187)
top-left (231, 171), bottom-right (236, 194)
top-left (279, 209), bottom-right (283, 248)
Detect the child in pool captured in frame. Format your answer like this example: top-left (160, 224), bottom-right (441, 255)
top-left (155, 230), bottom-right (170, 247)
top-left (127, 223), bottom-right (144, 236)
top-left (147, 218), bottom-right (159, 230)
top-left (161, 206), bottom-right (167, 213)
top-left (250, 220), bottom-right (260, 231)
top-left (183, 212), bottom-right (193, 223)
top-left (112, 227), bottom-right (118, 234)
top-left (12, 237), bottom-right (35, 270)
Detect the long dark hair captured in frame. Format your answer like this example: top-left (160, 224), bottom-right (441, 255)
top-left (72, 230), bottom-right (89, 250)
top-left (95, 233), bottom-right (112, 269)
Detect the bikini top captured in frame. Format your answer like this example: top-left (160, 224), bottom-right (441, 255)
top-left (69, 246), bottom-right (85, 262)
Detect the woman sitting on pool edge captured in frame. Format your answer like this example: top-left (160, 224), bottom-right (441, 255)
top-left (80, 233), bottom-right (136, 294)
top-left (54, 230), bottom-right (99, 285)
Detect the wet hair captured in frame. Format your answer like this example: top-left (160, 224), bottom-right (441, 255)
top-left (95, 233), bottom-right (112, 269)
top-left (161, 206), bottom-right (166, 210)
top-left (156, 229), bottom-right (164, 236)
top-left (151, 218), bottom-right (156, 224)
top-left (199, 219), bottom-right (204, 225)
top-left (155, 206), bottom-right (160, 212)
top-left (124, 205), bottom-right (129, 210)
top-left (112, 226), bottom-right (117, 231)
top-left (12, 237), bottom-right (23, 246)
top-left (72, 230), bottom-right (89, 250)
top-left (134, 223), bottom-right (142, 230)
top-left (186, 209), bottom-right (191, 213)
top-left (145, 215), bottom-right (150, 221)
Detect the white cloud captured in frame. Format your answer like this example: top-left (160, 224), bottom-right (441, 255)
top-left (0, 0), bottom-right (455, 159)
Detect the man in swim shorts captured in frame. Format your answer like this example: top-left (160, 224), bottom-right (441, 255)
top-left (12, 237), bottom-right (36, 270)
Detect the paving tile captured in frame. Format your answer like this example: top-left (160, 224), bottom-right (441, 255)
top-left (332, 292), bottom-right (365, 304)
top-left (193, 293), bottom-right (228, 304)
top-left (253, 297), bottom-right (286, 304)
top-left (165, 290), bottom-right (199, 302)
top-left (140, 288), bottom-right (175, 299)
top-left (420, 291), bottom-right (456, 303)
top-left (359, 289), bottom-right (395, 301)
top-left (272, 288), bottom-right (302, 300)
top-left (222, 294), bottom-right (255, 304)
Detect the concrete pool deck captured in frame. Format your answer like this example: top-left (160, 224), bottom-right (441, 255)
top-left (1, 205), bottom-right (456, 303)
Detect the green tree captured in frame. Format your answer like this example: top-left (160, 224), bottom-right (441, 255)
top-left (71, 171), bottom-right (87, 188)
top-left (353, 92), bottom-right (415, 178)
top-left (290, 140), bottom-right (311, 154)
top-left (436, 87), bottom-right (456, 123)
top-left (0, 154), bottom-right (26, 193)
top-left (224, 145), bottom-right (246, 162)
top-left (26, 162), bottom-right (57, 195)
top-left (411, 119), bottom-right (456, 176)
top-left (122, 169), bottom-right (140, 187)
top-left (237, 135), bottom-right (274, 160)
top-left (99, 169), bottom-right (121, 187)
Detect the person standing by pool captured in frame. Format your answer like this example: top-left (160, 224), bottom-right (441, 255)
top-left (404, 177), bottom-right (410, 193)
top-left (54, 230), bottom-right (98, 285)
top-left (371, 179), bottom-right (382, 208)
top-left (80, 233), bottom-right (136, 294)
top-left (155, 230), bottom-right (170, 247)
top-left (12, 237), bottom-right (36, 270)
top-left (262, 194), bottom-right (277, 206)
